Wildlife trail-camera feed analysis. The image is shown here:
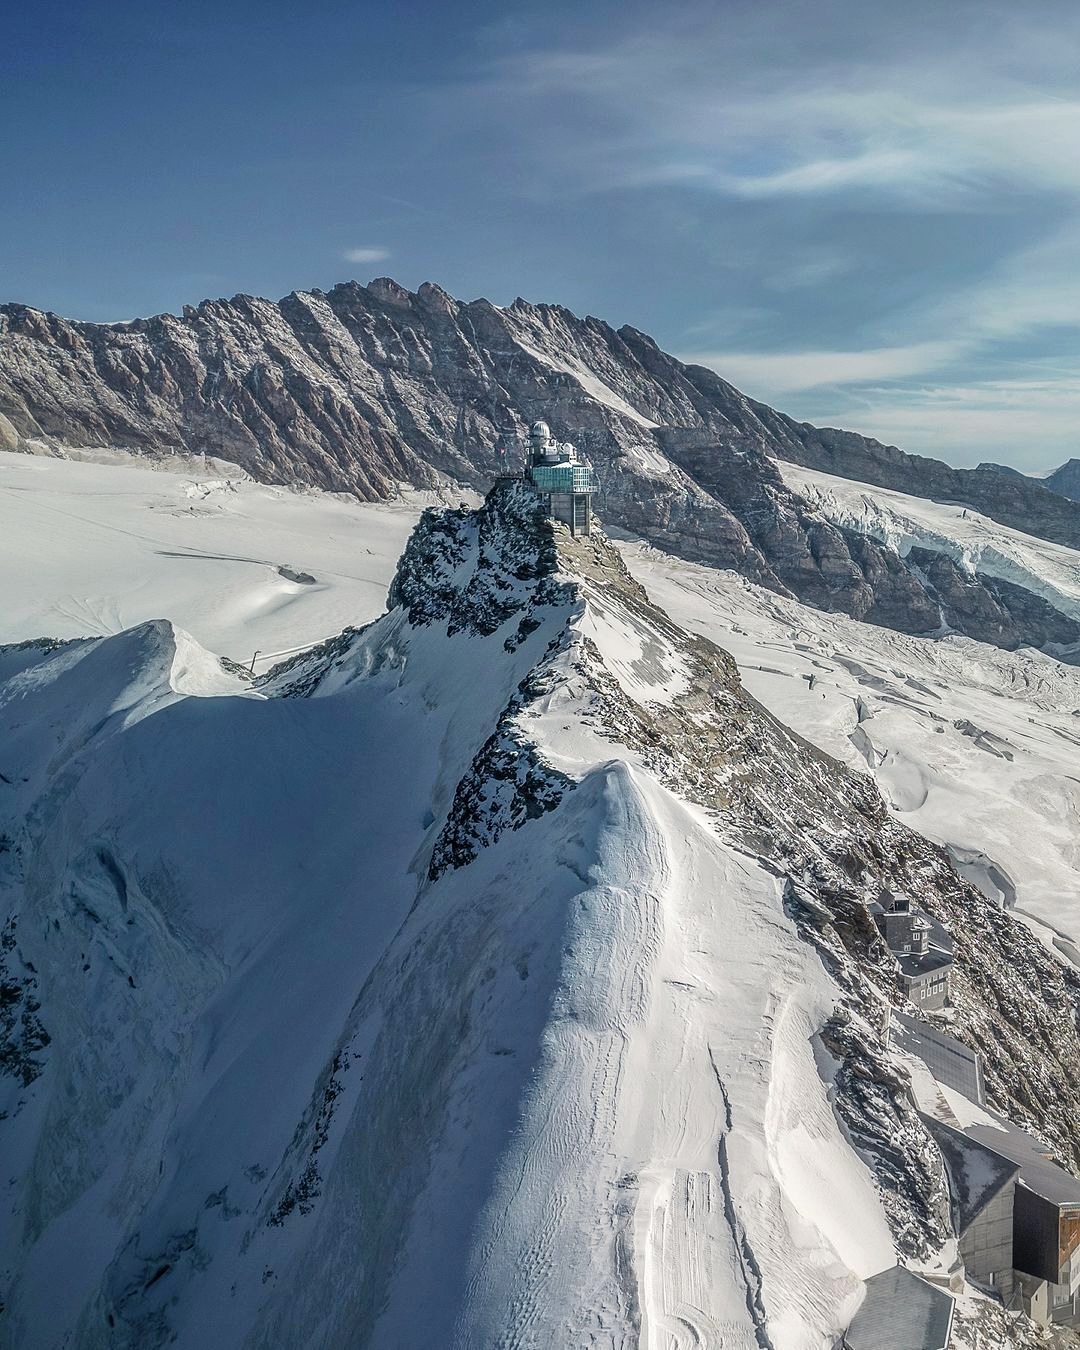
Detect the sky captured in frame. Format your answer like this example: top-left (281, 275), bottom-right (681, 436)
top-left (4, 0), bottom-right (1080, 471)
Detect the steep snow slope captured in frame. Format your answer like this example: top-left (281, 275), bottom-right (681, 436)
top-left (0, 488), bottom-right (873, 1349)
top-left (0, 449), bottom-right (425, 667)
top-left (620, 540), bottom-right (1080, 962)
top-left (0, 500), bottom-right (572, 1347)
top-left (4, 482), bottom-right (1079, 1349)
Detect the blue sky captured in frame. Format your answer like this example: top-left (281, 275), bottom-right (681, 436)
top-left (5, 0), bottom-right (1080, 470)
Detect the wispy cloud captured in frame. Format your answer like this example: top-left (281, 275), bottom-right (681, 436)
top-left (679, 343), bottom-right (966, 396)
top-left (808, 374), bottom-right (1080, 470)
top-left (342, 246), bottom-right (390, 264)
top-left (436, 3), bottom-right (1080, 468)
top-left (926, 226), bottom-right (1080, 341)
top-left (459, 13), bottom-right (1080, 209)
top-left (761, 249), bottom-right (854, 293)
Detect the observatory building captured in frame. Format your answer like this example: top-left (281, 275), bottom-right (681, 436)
top-left (526, 421), bottom-right (598, 537)
top-left (870, 888), bottom-right (954, 1010)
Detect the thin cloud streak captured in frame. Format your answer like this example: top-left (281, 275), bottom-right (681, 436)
top-left (809, 377), bottom-right (1080, 470)
top-left (679, 342), bottom-right (967, 395)
top-left (455, 8), bottom-right (1080, 469)
top-left (461, 17), bottom-right (1080, 208)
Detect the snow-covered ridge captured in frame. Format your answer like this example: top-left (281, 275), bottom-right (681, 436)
top-left (782, 460), bottom-right (1080, 631)
top-left (2, 482), bottom-right (1077, 1348)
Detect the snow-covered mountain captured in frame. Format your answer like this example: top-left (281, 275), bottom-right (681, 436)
top-left (3, 468), bottom-right (1080, 1348)
top-left (5, 279), bottom-right (1080, 660)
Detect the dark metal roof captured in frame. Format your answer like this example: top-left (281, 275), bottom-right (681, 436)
top-left (923, 1116), bottom-right (1018, 1233)
top-left (966, 1124), bottom-right (1080, 1207)
top-left (892, 1012), bottom-right (984, 1105)
top-left (897, 948), bottom-right (954, 980)
top-left (844, 1265), bottom-right (954, 1350)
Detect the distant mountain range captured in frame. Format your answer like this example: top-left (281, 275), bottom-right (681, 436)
top-left (2, 277), bottom-right (1078, 657)
top-left (979, 458), bottom-right (1080, 502)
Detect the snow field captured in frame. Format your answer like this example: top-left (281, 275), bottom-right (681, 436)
top-left (618, 538), bottom-right (1080, 961)
top-left (0, 450), bottom-right (423, 666)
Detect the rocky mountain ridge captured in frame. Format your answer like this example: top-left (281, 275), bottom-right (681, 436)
top-left (978, 458), bottom-right (1080, 504)
top-left (274, 483), bottom-right (1080, 1182)
top-left (3, 279), bottom-right (1080, 661)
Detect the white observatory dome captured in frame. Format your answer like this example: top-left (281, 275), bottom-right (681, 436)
top-left (530, 420), bottom-right (551, 438)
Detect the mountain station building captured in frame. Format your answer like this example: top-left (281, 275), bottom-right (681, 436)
top-left (525, 420), bottom-right (597, 537)
top-left (871, 889), bottom-right (955, 1010)
top-left (893, 1015), bottom-right (1080, 1329)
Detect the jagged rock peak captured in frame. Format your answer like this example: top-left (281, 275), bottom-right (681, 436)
top-left (363, 275), bottom-right (415, 308)
top-left (387, 478), bottom-right (569, 637)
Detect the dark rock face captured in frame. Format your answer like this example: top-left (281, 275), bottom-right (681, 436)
top-left (906, 549), bottom-right (1080, 652)
top-left (976, 457), bottom-right (1080, 506)
top-left (976, 461), bottom-right (1026, 479)
top-left (387, 480), bottom-right (569, 637)
top-left (3, 280), bottom-right (1079, 657)
top-left (1045, 458), bottom-right (1080, 503)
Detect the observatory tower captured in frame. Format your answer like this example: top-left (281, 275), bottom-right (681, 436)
top-left (525, 421), bottom-right (597, 537)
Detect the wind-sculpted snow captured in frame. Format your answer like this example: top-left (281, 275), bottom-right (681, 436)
top-left (1, 483), bottom-right (1077, 1349)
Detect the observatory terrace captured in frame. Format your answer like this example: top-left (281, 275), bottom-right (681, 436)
top-left (1, 480), bottom-right (1079, 1348)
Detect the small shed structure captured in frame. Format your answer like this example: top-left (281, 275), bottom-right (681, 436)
top-left (841, 1265), bottom-right (954, 1349)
